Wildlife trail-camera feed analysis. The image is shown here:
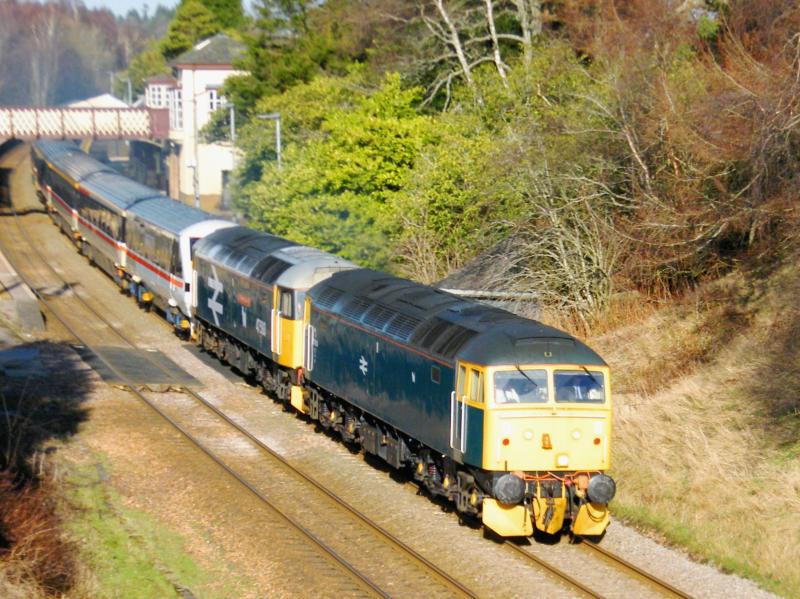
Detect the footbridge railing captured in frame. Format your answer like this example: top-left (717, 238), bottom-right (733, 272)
top-left (0, 107), bottom-right (169, 140)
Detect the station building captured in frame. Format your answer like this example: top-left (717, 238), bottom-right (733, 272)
top-left (143, 34), bottom-right (244, 212)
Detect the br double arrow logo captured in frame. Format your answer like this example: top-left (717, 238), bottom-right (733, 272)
top-left (208, 265), bottom-right (224, 326)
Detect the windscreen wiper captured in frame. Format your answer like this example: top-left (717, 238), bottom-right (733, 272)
top-left (516, 364), bottom-right (539, 387)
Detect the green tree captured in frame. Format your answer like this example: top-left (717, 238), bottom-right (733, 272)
top-left (242, 73), bottom-right (432, 269)
top-left (221, 0), bottom-right (382, 122)
top-left (159, 0), bottom-right (221, 60)
top-left (126, 41), bottom-right (169, 94)
top-left (201, 0), bottom-right (246, 29)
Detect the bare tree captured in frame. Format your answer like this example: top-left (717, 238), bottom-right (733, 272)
top-left (416, 0), bottom-right (544, 105)
top-left (510, 170), bottom-right (624, 330)
top-left (483, 0), bottom-right (509, 88)
top-left (418, 0), bottom-right (483, 106)
top-left (509, 0), bottom-right (542, 66)
top-left (29, 5), bottom-right (62, 106)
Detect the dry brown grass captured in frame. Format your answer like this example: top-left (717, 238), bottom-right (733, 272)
top-left (0, 470), bottom-right (78, 597)
top-left (589, 258), bottom-right (800, 596)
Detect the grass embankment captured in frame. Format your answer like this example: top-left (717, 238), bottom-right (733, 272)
top-left (590, 258), bottom-right (800, 597)
top-left (0, 453), bottom-right (214, 598)
top-left (61, 457), bottom-right (210, 598)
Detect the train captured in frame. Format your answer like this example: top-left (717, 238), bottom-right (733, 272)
top-left (31, 140), bottom-right (616, 539)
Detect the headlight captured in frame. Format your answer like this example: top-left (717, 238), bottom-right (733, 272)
top-left (587, 474), bottom-right (616, 504)
top-left (493, 473), bottom-right (525, 505)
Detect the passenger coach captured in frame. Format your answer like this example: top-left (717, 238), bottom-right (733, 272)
top-left (31, 140), bottom-right (232, 331)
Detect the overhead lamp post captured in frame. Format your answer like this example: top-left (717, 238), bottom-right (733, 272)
top-left (257, 112), bottom-right (282, 169)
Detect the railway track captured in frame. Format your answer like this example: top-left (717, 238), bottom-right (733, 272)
top-left (574, 539), bottom-right (693, 599)
top-left (0, 183), bottom-right (696, 598)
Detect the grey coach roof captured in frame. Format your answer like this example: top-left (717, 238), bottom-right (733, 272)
top-left (35, 140), bottom-right (114, 182)
top-left (82, 172), bottom-right (163, 211)
top-left (127, 196), bottom-right (223, 236)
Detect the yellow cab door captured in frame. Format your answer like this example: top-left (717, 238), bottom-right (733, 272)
top-left (272, 286), bottom-right (303, 368)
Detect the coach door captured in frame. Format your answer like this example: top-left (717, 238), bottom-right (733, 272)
top-left (451, 363), bottom-right (468, 456)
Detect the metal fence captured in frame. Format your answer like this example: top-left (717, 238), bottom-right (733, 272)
top-left (0, 107), bottom-right (169, 140)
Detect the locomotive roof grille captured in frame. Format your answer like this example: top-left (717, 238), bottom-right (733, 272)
top-left (341, 297), bottom-right (371, 321)
top-left (412, 317), bottom-right (451, 349)
top-left (316, 287), bottom-right (345, 309)
top-left (436, 326), bottom-right (478, 358)
top-left (362, 304), bottom-right (396, 330)
top-left (310, 268), bottom-right (607, 366)
top-left (252, 256), bottom-right (292, 283)
top-left (384, 313), bottom-right (422, 341)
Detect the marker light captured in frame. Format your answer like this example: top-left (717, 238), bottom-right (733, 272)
top-left (594, 437), bottom-right (602, 445)
top-left (502, 438), bottom-right (510, 446)
top-left (542, 434), bottom-right (552, 450)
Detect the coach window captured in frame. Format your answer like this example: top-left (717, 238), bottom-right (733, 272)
top-left (279, 289), bottom-right (294, 319)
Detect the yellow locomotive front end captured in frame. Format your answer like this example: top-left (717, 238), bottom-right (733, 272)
top-left (480, 364), bottom-right (615, 538)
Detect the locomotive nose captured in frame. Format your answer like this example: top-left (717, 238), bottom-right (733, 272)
top-left (587, 473), bottom-right (616, 504)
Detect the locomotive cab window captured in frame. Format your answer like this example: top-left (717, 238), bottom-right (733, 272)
top-left (555, 370), bottom-right (605, 403)
top-left (457, 364), bottom-right (467, 398)
top-left (469, 369), bottom-right (484, 403)
top-left (279, 288), bottom-right (294, 319)
top-left (494, 369), bottom-right (548, 404)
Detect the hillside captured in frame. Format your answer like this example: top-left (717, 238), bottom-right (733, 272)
top-left (589, 254), bottom-right (800, 596)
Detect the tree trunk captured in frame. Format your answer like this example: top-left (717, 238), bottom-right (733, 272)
top-left (484, 0), bottom-right (510, 88)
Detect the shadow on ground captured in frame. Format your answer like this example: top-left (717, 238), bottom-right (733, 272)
top-left (0, 341), bottom-right (93, 477)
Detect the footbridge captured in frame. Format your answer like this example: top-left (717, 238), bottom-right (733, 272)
top-left (0, 106), bottom-right (169, 140)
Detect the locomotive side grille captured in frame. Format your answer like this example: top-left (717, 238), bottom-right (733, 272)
top-left (316, 286), bottom-right (345, 309)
